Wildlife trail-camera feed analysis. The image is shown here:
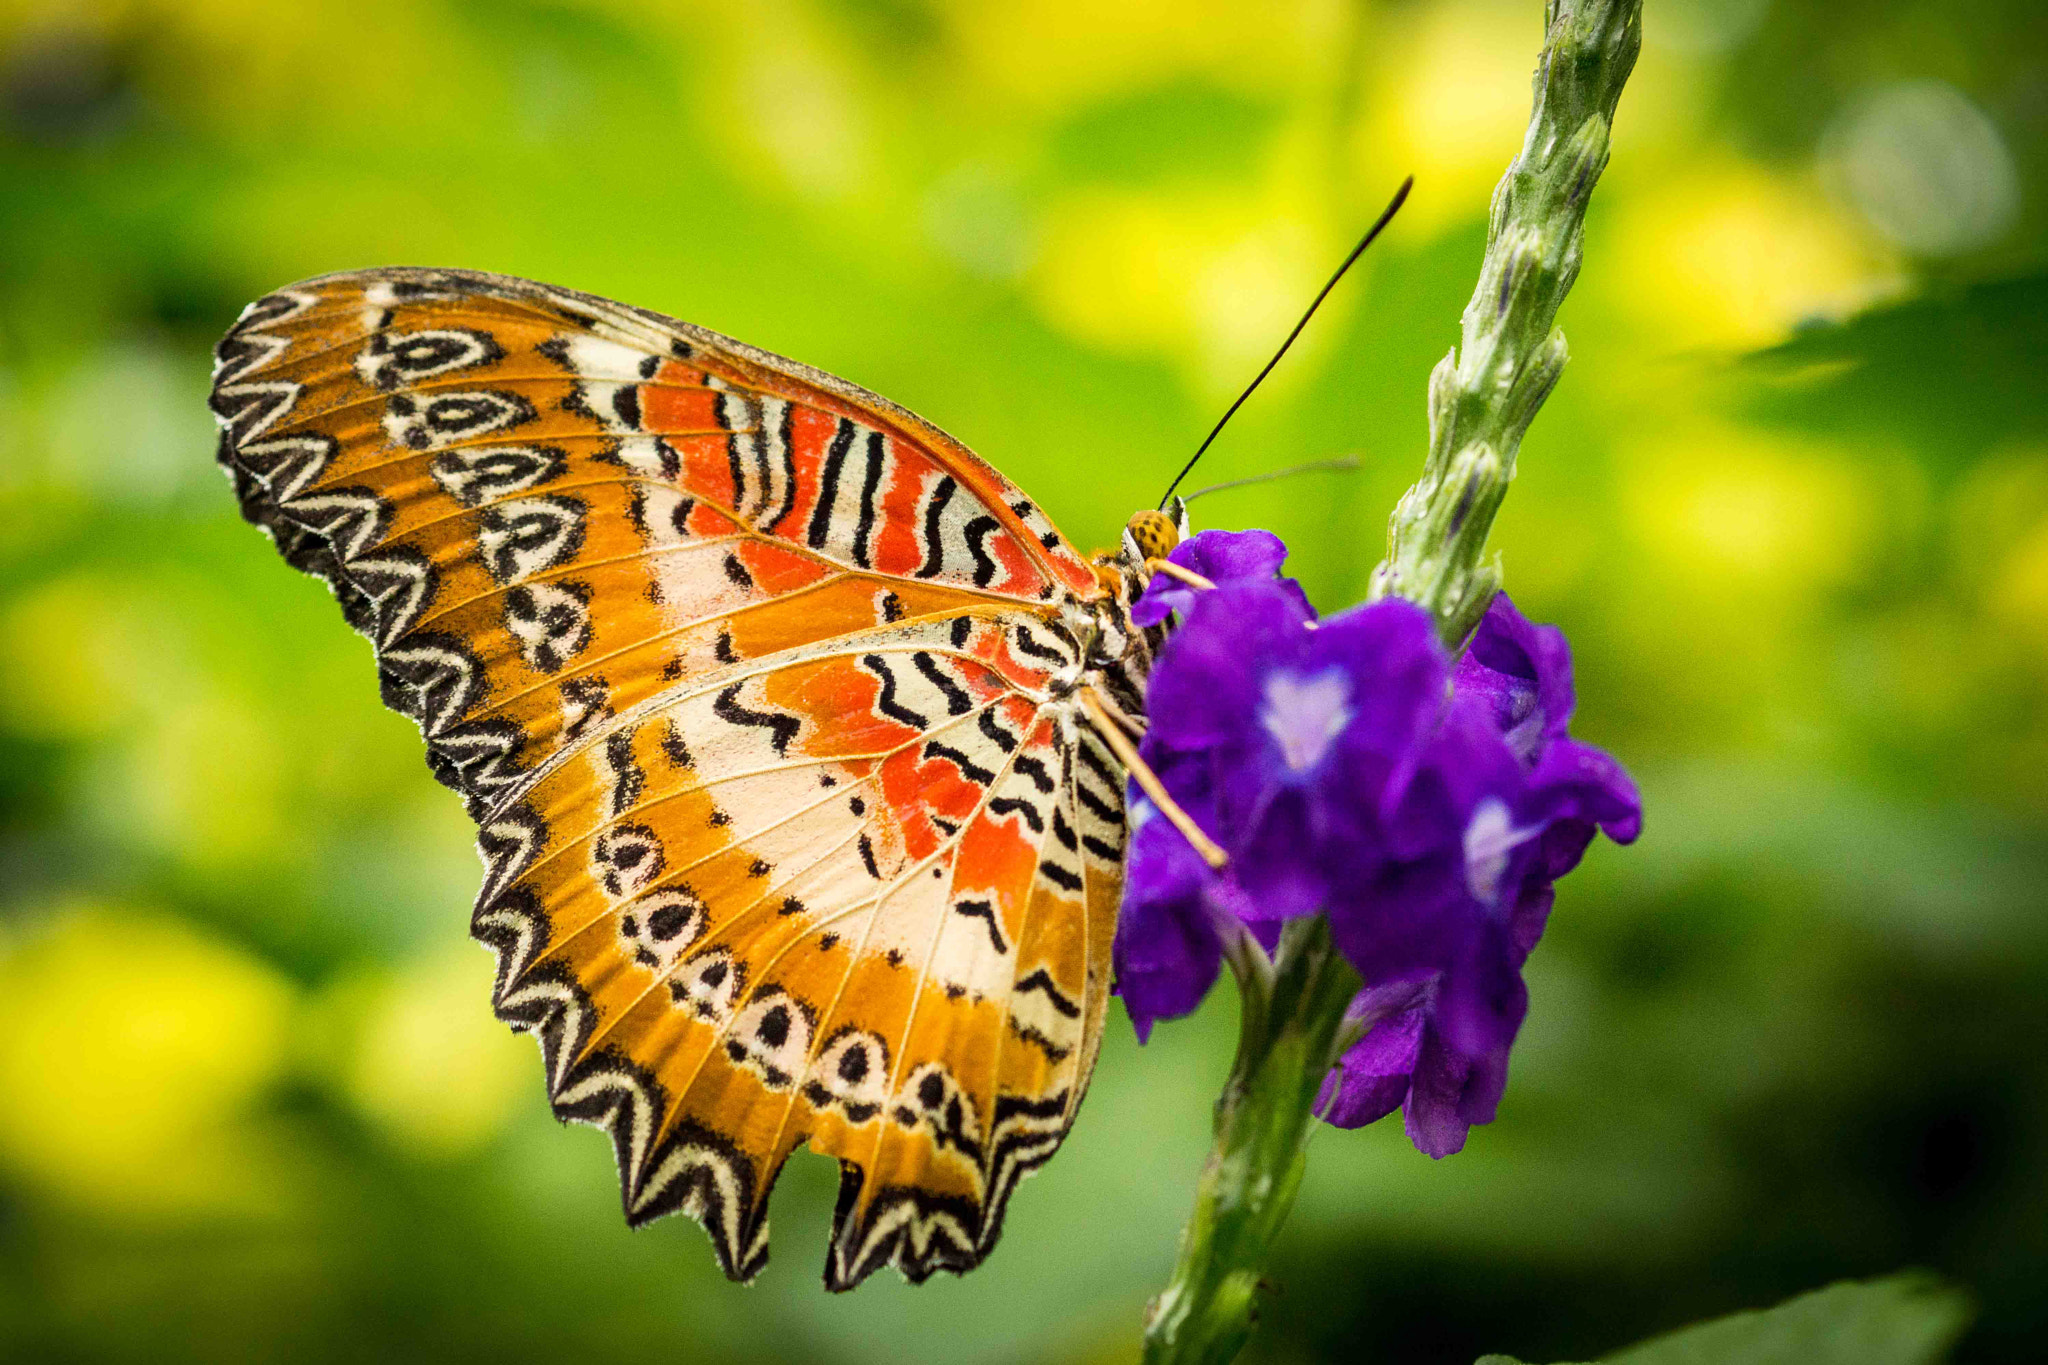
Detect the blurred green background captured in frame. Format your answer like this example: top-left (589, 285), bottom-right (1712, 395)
top-left (1, 1), bottom-right (2044, 1361)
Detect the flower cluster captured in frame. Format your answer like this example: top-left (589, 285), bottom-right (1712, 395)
top-left (1116, 531), bottom-right (1640, 1157)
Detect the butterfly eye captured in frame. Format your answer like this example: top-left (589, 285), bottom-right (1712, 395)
top-left (1125, 509), bottom-right (1179, 561)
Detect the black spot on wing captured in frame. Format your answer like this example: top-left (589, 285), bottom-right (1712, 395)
top-left (604, 730), bottom-right (644, 817)
top-left (660, 719), bottom-right (692, 768)
top-left (612, 384), bottom-right (641, 429)
top-left (1074, 739), bottom-right (1122, 822)
top-left (851, 429), bottom-right (885, 568)
top-left (764, 402), bottom-right (801, 534)
top-left (1010, 1021), bottom-right (1072, 1063)
top-left (1009, 624), bottom-right (1068, 666)
top-left (1037, 860), bottom-right (1082, 893)
top-left (1012, 753), bottom-right (1055, 794)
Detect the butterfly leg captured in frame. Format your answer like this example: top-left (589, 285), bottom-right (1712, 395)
top-left (1076, 686), bottom-right (1227, 869)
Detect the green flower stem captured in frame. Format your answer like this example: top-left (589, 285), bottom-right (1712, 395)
top-left (1142, 917), bottom-right (1363, 1365)
top-left (1139, 5), bottom-right (1643, 1362)
top-left (1370, 0), bottom-right (1642, 648)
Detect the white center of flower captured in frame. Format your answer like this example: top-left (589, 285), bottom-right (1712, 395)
top-left (1260, 668), bottom-right (1353, 773)
top-left (1463, 797), bottom-right (1542, 905)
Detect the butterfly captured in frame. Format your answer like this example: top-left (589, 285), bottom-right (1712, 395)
top-left (208, 269), bottom-right (1187, 1290)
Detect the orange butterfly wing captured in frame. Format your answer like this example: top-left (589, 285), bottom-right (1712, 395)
top-left (210, 269), bottom-right (1131, 1288)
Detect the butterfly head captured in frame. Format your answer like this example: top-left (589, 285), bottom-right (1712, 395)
top-left (1092, 501), bottom-right (1188, 600)
top-left (1124, 509), bottom-right (1181, 562)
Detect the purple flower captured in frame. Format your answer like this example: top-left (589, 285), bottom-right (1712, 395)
top-left (1322, 598), bottom-right (1639, 1154)
top-left (1313, 979), bottom-right (1507, 1159)
top-left (1114, 800), bottom-right (1230, 1042)
top-left (1144, 579), bottom-right (1445, 918)
top-left (1130, 528), bottom-right (1313, 627)
top-left (1115, 539), bottom-right (1641, 1157)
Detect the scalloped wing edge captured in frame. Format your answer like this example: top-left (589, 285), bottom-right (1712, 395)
top-left (469, 808), bottom-right (1087, 1290)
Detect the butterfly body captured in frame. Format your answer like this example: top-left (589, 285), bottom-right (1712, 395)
top-left (210, 268), bottom-right (1165, 1289)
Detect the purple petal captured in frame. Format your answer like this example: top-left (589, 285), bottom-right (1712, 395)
top-left (1131, 588), bottom-right (1190, 629)
top-left (1143, 579), bottom-right (1315, 752)
top-left (1114, 810), bottom-right (1227, 1041)
top-left (1324, 851), bottom-right (1469, 987)
top-left (1435, 918), bottom-right (1529, 1062)
top-left (1377, 692), bottom-right (1524, 859)
top-left (1524, 738), bottom-right (1643, 844)
top-left (1402, 1027), bottom-right (1476, 1158)
top-left (1317, 991), bottom-right (1428, 1129)
top-left (1455, 593), bottom-right (1578, 764)
top-left (1309, 598), bottom-right (1448, 765)
top-left (1179, 528), bottom-right (1289, 583)
top-left (1506, 878), bottom-right (1556, 961)
top-left (1230, 788), bottom-right (1329, 920)
top-left (1131, 528), bottom-right (1296, 626)
top-left (1452, 1043), bottom-right (1512, 1128)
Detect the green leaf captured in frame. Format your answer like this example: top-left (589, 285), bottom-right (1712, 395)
top-left (1476, 1274), bottom-right (1972, 1365)
top-left (1744, 273), bottom-right (2048, 474)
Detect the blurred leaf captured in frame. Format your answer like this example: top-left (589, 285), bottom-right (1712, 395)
top-left (1744, 273), bottom-right (2048, 470)
top-left (1476, 1273), bottom-right (1972, 1365)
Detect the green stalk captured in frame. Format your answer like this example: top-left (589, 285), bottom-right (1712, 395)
top-left (1142, 919), bottom-right (1363, 1365)
top-left (1370, 0), bottom-right (1642, 648)
top-left (1139, 4), bottom-right (1641, 1361)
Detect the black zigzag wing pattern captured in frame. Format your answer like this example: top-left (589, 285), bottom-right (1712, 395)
top-left (211, 287), bottom-right (507, 817)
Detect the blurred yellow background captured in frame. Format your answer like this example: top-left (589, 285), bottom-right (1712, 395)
top-left (0, 1), bottom-right (2043, 1362)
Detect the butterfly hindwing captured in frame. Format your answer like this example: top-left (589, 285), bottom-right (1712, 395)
top-left (210, 268), bottom-right (1128, 1287)
top-left (469, 612), bottom-right (1119, 1285)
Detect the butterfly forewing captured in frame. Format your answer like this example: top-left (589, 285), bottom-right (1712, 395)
top-left (211, 269), bottom-right (1128, 1287)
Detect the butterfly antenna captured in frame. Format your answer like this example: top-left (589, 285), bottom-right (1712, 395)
top-left (1184, 455), bottom-right (1362, 503)
top-left (1156, 176), bottom-right (1412, 511)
